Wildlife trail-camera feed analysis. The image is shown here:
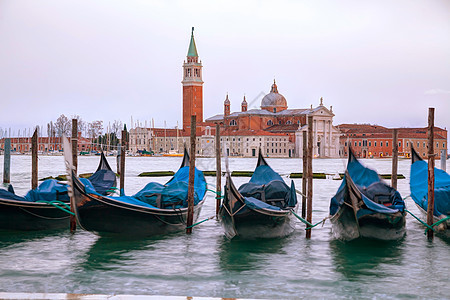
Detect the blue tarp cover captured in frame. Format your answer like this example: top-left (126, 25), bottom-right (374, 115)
top-left (82, 166), bottom-right (206, 209)
top-left (330, 157), bottom-right (405, 215)
top-left (410, 160), bottom-right (450, 217)
top-left (88, 169), bottom-right (117, 195)
top-left (238, 164), bottom-right (297, 210)
top-left (0, 179), bottom-right (69, 203)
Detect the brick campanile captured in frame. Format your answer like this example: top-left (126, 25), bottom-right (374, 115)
top-left (182, 27), bottom-right (203, 130)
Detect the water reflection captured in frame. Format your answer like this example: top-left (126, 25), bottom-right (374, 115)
top-left (217, 236), bottom-right (289, 273)
top-left (329, 238), bottom-right (405, 280)
top-left (79, 235), bottom-right (169, 271)
top-left (0, 229), bottom-right (67, 249)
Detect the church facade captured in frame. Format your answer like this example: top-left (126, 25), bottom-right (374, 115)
top-left (129, 28), bottom-right (341, 158)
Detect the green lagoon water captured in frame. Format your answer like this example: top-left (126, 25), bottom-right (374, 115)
top-left (0, 155), bottom-right (449, 299)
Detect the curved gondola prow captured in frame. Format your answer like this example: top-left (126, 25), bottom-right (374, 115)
top-left (256, 148), bottom-right (269, 167)
top-left (348, 147), bottom-right (357, 164)
top-left (224, 173), bottom-right (246, 211)
top-left (96, 151), bottom-right (113, 172)
top-left (179, 145), bottom-right (190, 169)
top-left (411, 147), bottom-right (423, 164)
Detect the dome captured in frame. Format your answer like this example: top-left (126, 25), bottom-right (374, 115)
top-left (261, 81), bottom-right (287, 111)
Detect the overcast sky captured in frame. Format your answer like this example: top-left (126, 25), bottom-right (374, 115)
top-left (0, 0), bottom-right (449, 137)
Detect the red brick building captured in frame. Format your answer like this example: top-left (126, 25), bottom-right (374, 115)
top-left (337, 124), bottom-right (447, 159)
top-left (0, 133), bottom-right (93, 154)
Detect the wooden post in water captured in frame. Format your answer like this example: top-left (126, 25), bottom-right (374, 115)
top-left (306, 116), bottom-right (313, 239)
top-left (72, 119), bottom-right (78, 174)
top-left (302, 131), bottom-right (307, 219)
top-left (31, 128), bottom-right (38, 190)
top-left (120, 128), bottom-right (127, 196)
top-left (186, 115), bottom-right (196, 234)
top-left (215, 123), bottom-right (221, 216)
top-left (441, 149), bottom-right (447, 172)
top-left (70, 119), bottom-right (78, 233)
top-left (426, 108), bottom-right (435, 240)
top-left (391, 129), bottom-right (398, 189)
top-left (3, 138), bottom-right (11, 184)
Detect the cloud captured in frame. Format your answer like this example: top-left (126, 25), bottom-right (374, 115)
top-left (424, 89), bottom-right (450, 95)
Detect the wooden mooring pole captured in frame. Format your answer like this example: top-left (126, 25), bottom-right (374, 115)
top-left (3, 138), bottom-right (11, 184)
top-left (426, 108), bottom-right (435, 240)
top-left (306, 116), bottom-right (313, 239)
top-left (72, 119), bottom-right (78, 174)
top-left (70, 119), bottom-right (78, 233)
top-left (441, 149), bottom-right (447, 172)
top-left (31, 128), bottom-right (38, 190)
top-left (391, 129), bottom-right (398, 189)
top-left (120, 127), bottom-right (127, 196)
top-left (186, 115), bottom-right (196, 234)
top-left (215, 123), bottom-right (221, 216)
top-left (302, 131), bottom-right (307, 219)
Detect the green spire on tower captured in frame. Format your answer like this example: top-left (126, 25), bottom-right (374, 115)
top-left (187, 27), bottom-right (198, 57)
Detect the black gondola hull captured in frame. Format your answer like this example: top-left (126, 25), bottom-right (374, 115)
top-left (72, 175), bottom-right (204, 237)
top-left (0, 199), bottom-right (69, 231)
top-left (330, 168), bottom-right (406, 241)
top-left (219, 205), bottom-right (295, 239)
top-left (220, 168), bottom-right (296, 239)
top-left (330, 205), bottom-right (406, 241)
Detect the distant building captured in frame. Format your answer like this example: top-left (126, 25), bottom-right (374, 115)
top-left (337, 124), bottom-right (448, 159)
top-left (0, 133), bottom-right (92, 153)
top-left (129, 28), bottom-right (341, 158)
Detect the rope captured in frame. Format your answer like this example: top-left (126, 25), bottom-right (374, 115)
top-left (405, 209), bottom-right (435, 233)
top-left (206, 188), bottom-right (224, 199)
top-left (36, 200), bottom-right (74, 216)
top-left (295, 189), bottom-right (307, 198)
top-left (290, 209), bottom-right (327, 230)
top-left (186, 215), bottom-right (215, 229)
top-left (431, 215), bottom-right (450, 229)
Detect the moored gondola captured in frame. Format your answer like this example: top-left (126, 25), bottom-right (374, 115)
top-left (329, 149), bottom-right (406, 241)
top-left (219, 149), bottom-right (298, 239)
top-left (0, 151), bottom-right (116, 231)
top-left (410, 147), bottom-right (450, 237)
top-left (67, 147), bottom-right (207, 237)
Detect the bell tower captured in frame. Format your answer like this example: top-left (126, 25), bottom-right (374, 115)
top-left (182, 27), bottom-right (203, 130)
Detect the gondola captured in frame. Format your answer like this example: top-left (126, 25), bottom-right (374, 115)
top-left (410, 147), bottom-right (450, 237)
top-left (67, 147), bottom-right (207, 237)
top-left (0, 152), bottom-right (116, 231)
top-left (219, 149), bottom-right (298, 239)
top-left (329, 149), bottom-right (406, 241)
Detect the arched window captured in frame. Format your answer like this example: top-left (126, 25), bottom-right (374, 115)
top-left (278, 120), bottom-right (282, 125)
top-left (273, 108), bottom-right (277, 113)
top-left (267, 120), bottom-right (273, 126)
top-left (229, 120), bottom-right (237, 126)
top-left (286, 120), bottom-right (292, 125)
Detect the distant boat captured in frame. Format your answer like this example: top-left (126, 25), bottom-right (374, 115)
top-left (163, 150), bottom-right (183, 157)
top-left (410, 147), bottom-right (450, 237)
top-left (329, 149), bottom-right (406, 241)
top-left (219, 149), bottom-right (298, 239)
top-left (0, 152), bottom-right (116, 231)
top-left (67, 147), bottom-right (207, 237)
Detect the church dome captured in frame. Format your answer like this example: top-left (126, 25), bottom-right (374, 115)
top-left (261, 81), bottom-right (287, 112)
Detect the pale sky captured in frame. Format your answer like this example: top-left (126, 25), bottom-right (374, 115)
top-left (0, 0), bottom-right (449, 138)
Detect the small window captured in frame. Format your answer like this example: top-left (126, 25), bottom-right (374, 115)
top-left (286, 120), bottom-right (292, 125)
top-left (380, 142), bottom-right (383, 147)
top-left (267, 120), bottom-right (273, 126)
top-left (375, 142), bottom-right (377, 146)
top-left (273, 108), bottom-right (277, 113)
top-left (278, 120), bottom-right (282, 125)
top-left (229, 120), bottom-right (237, 126)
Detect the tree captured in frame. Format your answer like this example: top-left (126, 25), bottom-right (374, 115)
top-left (54, 114), bottom-right (71, 137)
top-left (70, 115), bottom-right (86, 136)
top-left (87, 120), bottom-right (103, 139)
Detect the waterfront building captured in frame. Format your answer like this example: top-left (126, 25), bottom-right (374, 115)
top-left (337, 124), bottom-right (448, 159)
top-left (0, 134), bottom-right (92, 154)
top-left (129, 28), bottom-right (341, 158)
